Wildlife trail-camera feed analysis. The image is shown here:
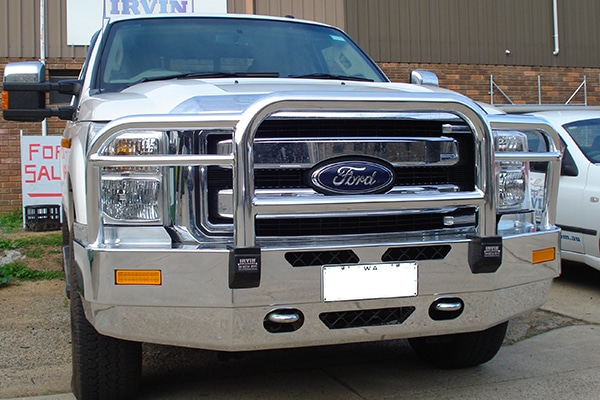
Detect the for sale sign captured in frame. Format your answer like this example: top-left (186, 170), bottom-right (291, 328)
top-left (20, 135), bottom-right (62, 207)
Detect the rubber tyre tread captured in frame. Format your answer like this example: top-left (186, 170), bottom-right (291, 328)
top-left (408, 321), bottom-right (508, 369)
top-left (70, 264), bottom-right (142, 399)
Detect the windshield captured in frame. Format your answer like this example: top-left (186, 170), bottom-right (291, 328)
top-left (95, 17), bottom-right (388, 92)
top-left (564, 118), bottom-right (600, 163)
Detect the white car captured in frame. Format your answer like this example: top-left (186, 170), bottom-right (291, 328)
top-left (503, 106), bottom-right (600, 271)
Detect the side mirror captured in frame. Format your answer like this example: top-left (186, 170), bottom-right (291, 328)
top-left (410, 70), bottom-right (439, 87)
top-left (2, 61), bottom-right (80, 122)
top-left (560, 150), bottom-right (578, 177)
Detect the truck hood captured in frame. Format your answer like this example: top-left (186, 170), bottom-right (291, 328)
top-left (77, 78), bottom-right (453, 122)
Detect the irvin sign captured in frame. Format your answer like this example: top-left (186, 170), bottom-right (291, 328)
top-left (67, 0), bottom-right (227, 45)
top-left (106, 0), bottom-right (192, 15)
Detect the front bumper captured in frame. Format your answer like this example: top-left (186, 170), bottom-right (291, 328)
top-left (75, 229), bottom-right (560, 351)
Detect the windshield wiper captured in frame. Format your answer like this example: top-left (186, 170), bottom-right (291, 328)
top-left (289, 73), bottom-right (374, 82)
top-left (124, 71), bottom-right (280, 88)
top-left (124, 73), bottom-right (190, 88)
top-left (178, 72), bottom-right (280, 79)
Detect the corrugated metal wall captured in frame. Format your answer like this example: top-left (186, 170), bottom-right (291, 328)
top-left (0, 0), bottom-right (40, 57)
top-left (228, 0), bottom-right (345, 28)
top-left (345, 0), bottom-right (600, 68)
top-left (0, 0), bottom-right (88, 58)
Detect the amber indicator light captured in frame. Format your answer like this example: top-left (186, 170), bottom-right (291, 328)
top-left (115, 270), bottom-right (162, 285)
top-left (1, 91), bottom-right (8, 110)
top-left (531, 248), bottom-right (556, 264)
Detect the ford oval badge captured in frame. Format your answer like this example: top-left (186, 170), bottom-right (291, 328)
top-left (310, 157), bottom-right (396, 195)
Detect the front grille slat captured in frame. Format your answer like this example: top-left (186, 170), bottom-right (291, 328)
top-left (256, 209), bottom-right (475, 237)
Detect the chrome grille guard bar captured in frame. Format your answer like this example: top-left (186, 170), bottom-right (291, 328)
top-left (85, 91), bottom-right (560, 249)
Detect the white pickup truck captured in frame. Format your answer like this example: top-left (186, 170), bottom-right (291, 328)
top-left (2, 14), bottom-right (563, 400)
top-left (501, 105), bottom-right (600, 271)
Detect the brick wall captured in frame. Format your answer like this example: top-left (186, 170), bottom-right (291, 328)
top-left (381, 63), bottom-right (600, 105)
top-left (2, 60), bottom-right (600, 214)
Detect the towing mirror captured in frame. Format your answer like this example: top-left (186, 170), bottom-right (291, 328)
top-left (2, 61), bottom-right (80, 122)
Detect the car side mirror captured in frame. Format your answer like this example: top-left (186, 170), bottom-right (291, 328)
top-left (561, 150), bottom-right (578, 177)
top-left (410, 70), bottom-right (439, 87)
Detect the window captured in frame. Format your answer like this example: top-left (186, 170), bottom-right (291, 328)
top-left (95, 17), bottom-right (388, 93)
top-left (564, 118), bottom-right (600, 163)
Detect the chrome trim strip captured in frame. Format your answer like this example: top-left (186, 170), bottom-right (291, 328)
top-left (89, 154), bottom-right (233, 167)
top-left (251, 191), bottom-right (484, 215)
top-left (216, 137), bottom-right (460, 167)
top-left (216, 186), bottom-right (461, 219)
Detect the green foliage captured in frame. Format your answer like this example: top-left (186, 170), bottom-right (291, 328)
top-left (0, 262), bottom-right (63, 286)
top-left (0, 233), bottom-right (62, 251)
top-left (0, 210), bottom-right (23, 233)
top-left (0, 228), bottom-right (63, 287)
top-left (0, 273), bottom-right (11, 286)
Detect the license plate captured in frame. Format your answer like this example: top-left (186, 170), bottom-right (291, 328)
top-left (322, 262), bottom-right (418, 302)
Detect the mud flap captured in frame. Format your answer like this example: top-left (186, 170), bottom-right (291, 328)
top-left (468, 235), bottom-right (503, 273)
top-left (229, 247), bottom-right (261, 288)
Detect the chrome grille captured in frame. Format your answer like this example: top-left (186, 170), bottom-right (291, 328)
top-left (320, 307), bottom-right (416, 329)
top-left (202, 117), bottom-right (476, 236)
top-left (381, 245), bottom-right (452, 262)
top-left (285, 250), bottom-right (360, 267)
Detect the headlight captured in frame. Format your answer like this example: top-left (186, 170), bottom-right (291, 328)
top-left (494, 131), bottom-right (530, 212)
top-left (101, 176), bottom-right (161, 222)
top-left (99, 131), bottom-right (164, 223)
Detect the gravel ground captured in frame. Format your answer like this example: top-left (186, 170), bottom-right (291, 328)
top-left (0, 280), bottom-right (71, 399)
top-left (0, 278), bottom-right (582, 399)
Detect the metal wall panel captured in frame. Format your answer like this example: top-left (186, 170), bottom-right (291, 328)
top-left (3, 0), bottom-right (600, 66)
top-left (228, 0), bottom-right (345, 28)
top-left (560, 1), bottom-right (600, 67)
top-left (227, 0), bottom-right (247, 14)
top-left (345, 0), bottom-right (600, 68)
top-left (46, 0), bottom-right (90, 56)
top-left (0, 0), bottom-right (88, 58)
top-left (0, 0), bottom-right (39, 58)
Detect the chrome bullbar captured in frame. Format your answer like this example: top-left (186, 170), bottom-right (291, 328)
top-left (86, 91), bottom-right (562, 252)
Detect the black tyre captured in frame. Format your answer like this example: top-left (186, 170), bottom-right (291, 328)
top-left (408, 321), bottom-right (508, 369)
top-left (70, 257), bottom-right (142, 399)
